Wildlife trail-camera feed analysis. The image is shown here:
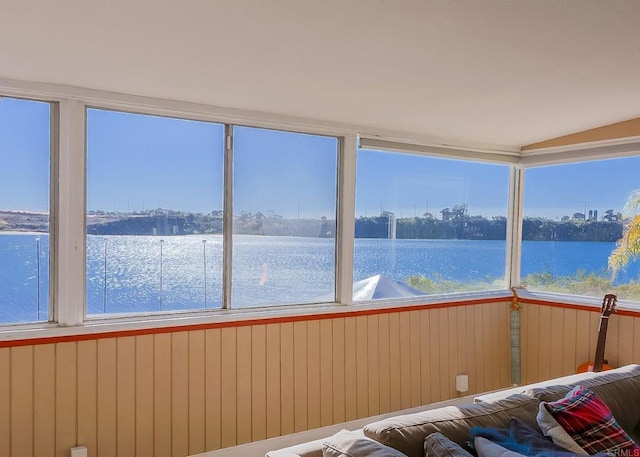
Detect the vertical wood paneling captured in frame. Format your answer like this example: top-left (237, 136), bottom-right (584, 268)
top-left (344, 317), bottom-right (357, 421)
top-left (429, 309), bottom-right (442, 401)
top-left (439, 308), bottom-right (451, 400)
top-left (409, 310), bottom-right (421, 407)
top-left (220, 327), bottom-right (237, 447)
top-left (97, 338), bottom-right (117, 457)
top-left (171, 332), bottom-right (189, 457)
top-left (497, 303), bottom-right (511, 387)
top-left (153, 333), bottom-right (172, 457)
top-left (306, 320), bottom-right (321, 430)
top-left (11, 346), bottom-right (33, 457)
top-left (524, 303), bottom-right (540, 384)
top-left (399, 312), bottom-right (412, 409)
top-left (367, 315), bottom-right (380, 416)
top-left (457, 306), bottom-right (468, 391)
top-left (331, 318), bottom-right (346, 424)
top-left (77, 341), bottom-right (97, 455)
top-left (0, 348), bottom-right (10, 457)
top-left (465, 305), bottom-right (477, 393)
top-left (33, 344), bottom-right (55, 457)
top-left (188, 330), bottom-right (206, 454)
top-left (279, 322), bottom-right (294, 435)
top-left (251, 325), bottom-right (267, 441)
top-left (56, 342), bottom-right (78, 457)
top-left (355, 316), bottom-right (369, 418)
top-left (265, 324), bottom-right (281, 438)
top-left (293, 321), bottom-right (307, 431)
top-left (419, 311), bottom-right (431, 404)
top-left (116, 337), bottom-right (136, 457)
top-left (236, 326), bottom-right (252, 444)
top-left (633, 318), bottom-right (640, 364)
top-left (575, 310), bottom-right (591, 374)
top-left (446, 307), bottom-right (458, 398)
top-left (618, 316), bottom-right (634, 367)
top-left (319, 319), bottom-right (333, 426)
top-left (12, 300), bottom-right (630, 457)
top-left (135, 335), bottom-right (154, 457)
top-left (378, 313), bottom-right (391, 413)
top-left (205, 329), bottom-right (222, 449)
top-left (561, 308), bottom-right (577, 375)
top-left (388, 313), bottom-right (401, 411)
top-left (549, 307), bottom-right (564, 378)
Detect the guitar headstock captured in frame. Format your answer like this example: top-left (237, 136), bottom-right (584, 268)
top-left (601, 294), bottom-right (617, 317)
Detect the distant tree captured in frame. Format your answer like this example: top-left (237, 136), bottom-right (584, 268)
top-left (451, 204), bottom-right (468, 221)
top-left (609, 189), bottom-right (640, 276)
top-left (561, 215), bottom-right (570, 222)
top-left (573, 212), bottom-right (585, 221)
top-left (604, 209), bottom-right (615, 221)
top-left (440, 208), bottom-right (452, 221)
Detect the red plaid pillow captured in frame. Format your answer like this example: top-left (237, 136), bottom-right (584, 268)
top-left (543, 385), bottom-right (639, 455)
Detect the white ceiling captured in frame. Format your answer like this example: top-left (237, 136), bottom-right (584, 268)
top-left (2, 0), bottom-right (640, 150)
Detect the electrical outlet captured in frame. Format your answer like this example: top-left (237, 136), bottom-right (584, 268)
top-left (70, 446), bottom-right (87, 457)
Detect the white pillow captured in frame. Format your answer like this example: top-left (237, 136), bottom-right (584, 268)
top-left (322, 429), bottom-right (406, 457)
top-left (473, 437), bottom-right (527, 457)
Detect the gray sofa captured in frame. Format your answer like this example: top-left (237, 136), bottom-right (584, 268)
top-left (266, 364), bottom-right (640, 457)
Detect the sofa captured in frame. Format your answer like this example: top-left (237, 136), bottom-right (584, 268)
top-left (266, 364), bottom-right (640, 457)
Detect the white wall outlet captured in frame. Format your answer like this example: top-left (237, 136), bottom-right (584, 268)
top-left (455, 374), bottom-right (469, 393)
top-left (70, 446), bottom-right (87, 457)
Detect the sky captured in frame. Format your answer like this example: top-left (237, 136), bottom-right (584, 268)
top-left (2, 96), bottom-right (640, 220)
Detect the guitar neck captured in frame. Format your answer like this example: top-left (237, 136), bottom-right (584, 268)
top-left (593, 316), bottom-right (610, 372)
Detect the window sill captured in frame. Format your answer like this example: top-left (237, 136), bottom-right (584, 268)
top-left (0, 289), bottom-right (514, 345)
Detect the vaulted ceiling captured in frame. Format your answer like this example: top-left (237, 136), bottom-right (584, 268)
top-left (2, 0), bottom-right (640, 150)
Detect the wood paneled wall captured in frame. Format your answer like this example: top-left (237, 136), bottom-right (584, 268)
top-left (520, 303), bottom-right (640, 384)
top-left (0, 301), bottom-right (511, 457)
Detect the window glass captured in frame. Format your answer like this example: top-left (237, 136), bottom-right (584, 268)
top-left (0, 97), bottom-right (51, 323)
top-left (86, 109), bottom-right (224, 314)
top-left (354, 149), bottom-right (510, 300)
top-left (232, 126), bottom-right (338, 307)
top-left (522, 157), bottom-right (640, 300)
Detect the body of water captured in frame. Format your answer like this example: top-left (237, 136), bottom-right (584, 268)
top-left (1, 234), bottom-right (639, 323)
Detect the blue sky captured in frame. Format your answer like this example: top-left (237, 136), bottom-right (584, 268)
top-left (2, 96), bottom-right (639, 220)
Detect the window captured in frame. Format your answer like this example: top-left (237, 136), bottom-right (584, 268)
top-left (0, 97), bottom-right (51, 323)
top-left (231, 126), bottom-right (338, 307)
top-left (354, 149), bottom-right (510, 300)
top-left (522, 157), bottom-right (640, 300)
top-left (86, 109), bottom-right (224, 314)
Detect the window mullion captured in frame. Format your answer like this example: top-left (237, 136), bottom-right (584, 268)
top-left (222, 124), bottom-right (233, 309)
top-left (55, 99), bottom-right (86, 326)
top-left (506, 165), bottom-right (524, 289)
top-left (336, 134), bottom-right (357, 305)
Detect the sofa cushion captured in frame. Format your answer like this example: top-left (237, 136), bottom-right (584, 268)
top-left (363, 394), bottom-right (541, 457)
top-left (423, 432), bottom-right (473, 457)
top-left (523, 364), bottom-right (640, 437)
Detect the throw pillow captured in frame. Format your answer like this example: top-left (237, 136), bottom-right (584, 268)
top-left (423, 432), bottom-right (473, 457)
top-left (540, 385), bottom-right (640, 455)
top-left (473, 437), bottom-right (526, 457)
top-left (322, 430), bottom-right (407, 457)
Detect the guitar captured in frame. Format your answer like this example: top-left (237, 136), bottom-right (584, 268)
top-left (576, 294), bottom-right (617, 373)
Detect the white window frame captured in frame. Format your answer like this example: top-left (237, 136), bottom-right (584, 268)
top-left (2, 76), bottom-right (640, 341)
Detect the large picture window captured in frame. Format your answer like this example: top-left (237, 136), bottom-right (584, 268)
top-left (522, 157), bottom-right (640, 300)
top-left (86, 109), bottom-right (225, 314)
top-left (354, 149), bottom-right (510, 300)
top-left (0, 97), bottom-right (51, 323)
top-left (231, 126), bottom-right (338, 307)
